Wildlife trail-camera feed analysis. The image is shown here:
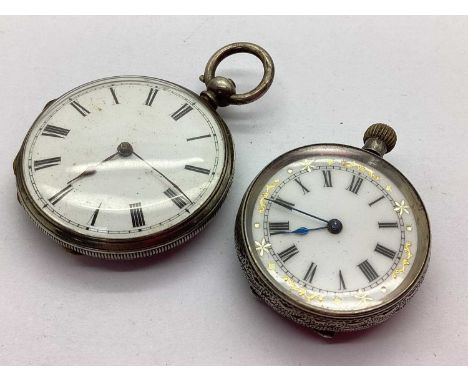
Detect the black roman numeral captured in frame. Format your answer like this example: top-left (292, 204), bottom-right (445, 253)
top-left (272, 197), bottom-right (295, 210)
top-left (269, 221), bottom-right (289, 235)
top-left (375, 243), bottom-right (397, 259)
top-left (41, 125), bottom-right (70, 138)
top-left (70, 100), bottom-right (90, 116)
top-left (369, 195), bottom-right (385, 207)
top-left (171, 103), bottom-right (193, 121)
top-left (294, 177), bottom-right (310, 194)
top-left (339, 270), bottom-right (346, 290)
top-left (322, 170), bottom-right (332, 187)
top-left (358, 260), bottom-right (379, 282)
top-left (346, 175), bottom-right (364, 194)
top-left (186, 134), bottom-right (211, 142)
top-left (303, 262), bottom-right (317, 283)
top-left (378, 222), bottom-right (399, 228)
top-left (184, 164), bottom-right (210, 175)
top-left (277, 245), bottom-right (299, 263)
top-left (48, 184), bottom-right (73, 206)
top-left (34, 157), bottom-right (61, 171)
top-left (164, 187), bottom-right (188, 209)
top-left (145, 88), bottom-right (158, 106)
top-left (130, 202), bottom-right (146, 228)
top-left (87, 203), bottom-right (102, 229)
top-left (110, 87), bottom-right (119, 104)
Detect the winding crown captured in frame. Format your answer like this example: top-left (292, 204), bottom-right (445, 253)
top-left (363, 123), bottom-right (397, 153)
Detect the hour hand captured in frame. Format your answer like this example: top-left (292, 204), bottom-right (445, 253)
top-left (67, 152), bottom-right (120, 184)
top-left (67, 166), bottom-right (97, 184)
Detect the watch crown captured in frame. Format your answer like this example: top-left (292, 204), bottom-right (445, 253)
top-left (363, 123), bottom-right (397, 156)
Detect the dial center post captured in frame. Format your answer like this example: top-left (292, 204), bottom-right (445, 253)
top-left (117, 142), bottom-right (134, 157)
top-left (327, 218), bottom-right (343, 234)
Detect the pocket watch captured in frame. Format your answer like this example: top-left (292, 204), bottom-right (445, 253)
top-left (13, 42), bottom-right (274, 260)
top-left (235, 124), bottom-right (430, 337)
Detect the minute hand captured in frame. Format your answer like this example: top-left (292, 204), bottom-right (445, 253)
top-left (265, 198), bottom-right (329, 224)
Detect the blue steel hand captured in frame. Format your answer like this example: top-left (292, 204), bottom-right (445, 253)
top-left (271, 226), bottom-right (328, 236)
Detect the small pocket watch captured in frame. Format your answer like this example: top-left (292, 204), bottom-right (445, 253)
top-left (235, 124), bottom-right (430, 336)
top-left (14, 42), bottom-right (274, 260)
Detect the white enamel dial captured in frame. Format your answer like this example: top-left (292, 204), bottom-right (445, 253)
top-left (21, 77), bottom-right (227, 240)
top-left (247, 153), bottom-right (420, 313)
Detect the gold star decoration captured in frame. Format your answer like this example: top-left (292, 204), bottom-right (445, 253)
top-left (394, 200), bottom-right (410, 216)
top-left (254, 238), bottom-right (271, 257)
top-left (268, 262), bottom-right (276, 272)
top-left (354, 290), bottom-right (373, 306)
top-left (327, 159), bottom-right (335, 166)
top-left (300, 159), bottom-right (315, 172)
top-left (385, 184), bottom-right (392, 192)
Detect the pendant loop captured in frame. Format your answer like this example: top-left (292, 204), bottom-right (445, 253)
top-left (200, 42), bottom-right (275, 108)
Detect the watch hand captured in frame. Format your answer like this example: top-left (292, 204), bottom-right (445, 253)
top-left (271, 226), bottom-right (328, 236)
top-left (132, 151), bottom-right (193, 204)
top-left (67, 152), bottom-right (120, 184)
top-left (265, 198), bottom-right (329, 224)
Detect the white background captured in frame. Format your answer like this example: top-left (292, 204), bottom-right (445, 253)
top-left (0, 16), bottom-right (467, 365)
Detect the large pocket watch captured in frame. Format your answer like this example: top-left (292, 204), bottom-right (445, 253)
top-left (235, 124), bottom-right (430, 336)
top-left (14, 42), bottom-right (274, 260)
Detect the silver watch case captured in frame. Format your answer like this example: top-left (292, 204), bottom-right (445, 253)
top-left (13, 76), bottom-right (235, 260)
top-left (235, 143), bottom-right (430, 335)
